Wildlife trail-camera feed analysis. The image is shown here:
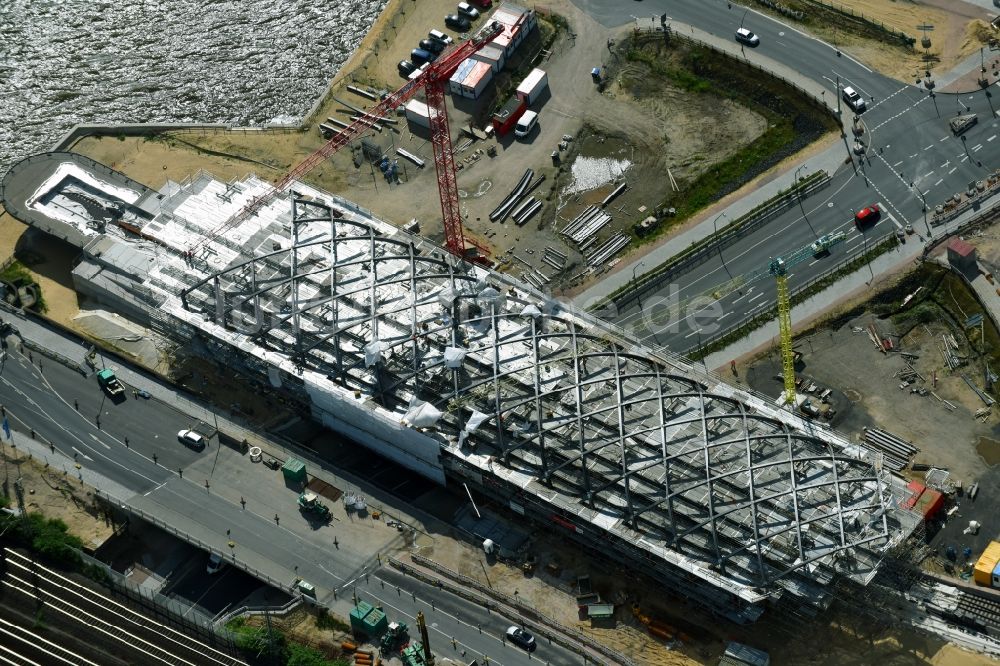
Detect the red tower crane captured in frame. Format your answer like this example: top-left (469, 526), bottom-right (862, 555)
top-left (188, 21), bottom-right (505, 261)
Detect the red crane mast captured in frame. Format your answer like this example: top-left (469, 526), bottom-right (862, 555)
top-left (188, 22), bottom-right (504, 260)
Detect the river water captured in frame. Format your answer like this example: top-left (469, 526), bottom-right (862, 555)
top-left (0, 0), bottom-right (387, 175)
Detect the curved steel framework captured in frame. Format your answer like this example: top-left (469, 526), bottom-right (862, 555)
top-left (175, 197), bottom-right (902, 607)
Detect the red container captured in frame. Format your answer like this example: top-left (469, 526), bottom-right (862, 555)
top-left (492, 96), bottom-right (526, 136)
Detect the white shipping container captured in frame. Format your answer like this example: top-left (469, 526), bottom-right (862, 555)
top-left (471, 44), bottom-right (505, 73)
top-left (405, 100), bottom-right (438, 129)
top-left (449, 58), bottom-right (478, 96)
top-left (516, 68), bottom-right (548, 106)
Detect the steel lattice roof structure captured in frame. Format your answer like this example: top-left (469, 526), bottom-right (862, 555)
top-left (2, 155), bottom-right (917, 621)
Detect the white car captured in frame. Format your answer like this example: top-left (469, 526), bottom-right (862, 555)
top-left (177, 429), bottom-right (206, 449)
top-left (428, 29), bottom-right (453, 46)
top-left (206, 553), bottom-right (225, 574)
top-left (842, 86), bottom-right (866, 112)
top-left (457, 2), bottom-right (480, 19)
top-left (734, 27), bottom-right (759, 47)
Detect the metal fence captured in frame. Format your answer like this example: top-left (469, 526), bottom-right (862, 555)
top-left (610, 172), bottom-right (832, 310)
top-left (76, 550), bottom-right (239, 652)
top-left (696, 233), bottom-right (899, 353)
top-left (92, 488), bottom-right (300, 599)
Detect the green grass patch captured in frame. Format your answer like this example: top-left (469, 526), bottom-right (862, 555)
top-left (0, 259), bottom-right (47, 312)
top-left (0, 511), bottom-right (84, 569)
top-left (617, 34), bottom-right (838, 247)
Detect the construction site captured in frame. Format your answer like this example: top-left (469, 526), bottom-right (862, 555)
top-left (10, 0), bottom-right (1000, 664)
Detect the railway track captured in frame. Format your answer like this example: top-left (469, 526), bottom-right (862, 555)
top-left (2, 548), bottom-right (248, 666)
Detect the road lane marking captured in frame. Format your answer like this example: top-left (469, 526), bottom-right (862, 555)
top-left (990, 135), bottom-right (997, 142)
top-left (949, 167), bottom-right (958, 174)
top-left (0, 357), bottom-right (160, 484)
top-left (924, 171), bottom-right (933, 178)
top-left (940, 161), bottom-right (950, 168)
top-left (71, 447), bottom-right (93, 461)
top-left (961, 155), bottom-right (969, 162)
top-left (974, 144), bottom-right (983, 152)
top-left (748, 293), bottom-right (765, 303)
top-left (90, 433), bottom-right (111, 449)
top-left (684, 329), bottom-right (700, 339)
top-left (923, 144), bottom-right (933, 151)
top-left (633, 172), bottom-right (863, 307)
top-left (940, 136), bottom-right (949, 142)
top-left (892, 161), bottom-right (903, 167)
top-left (935, 179), bottom-right (943, 186)
top-left (808, 259), bottom-right (820, 267)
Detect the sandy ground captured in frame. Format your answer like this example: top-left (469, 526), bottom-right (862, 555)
top-left (746, 312), bottom-right (995, 485)
top-left (794, 0), bottom-right (994, 82)
top-left (1, 446), bottom-right (115, 552)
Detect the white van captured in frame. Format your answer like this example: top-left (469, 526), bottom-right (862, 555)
top-left (514, 110), bottom-right (538, 139)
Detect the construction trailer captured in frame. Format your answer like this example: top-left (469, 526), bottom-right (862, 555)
top-left (516, 68), bottom-right (548, 106)
top-left (492, 96), bottom-right (527, 135)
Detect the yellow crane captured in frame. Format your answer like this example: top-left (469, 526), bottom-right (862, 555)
top-left (706, 232), bottom-right (846, 405)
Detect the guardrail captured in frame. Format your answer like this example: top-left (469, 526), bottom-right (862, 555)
top-left (695, 233), bottom-right (899, 354)
top-left (603, 171), bottom-right (832, 310)
top-left (930, 171), bottom-right (1000, 229)
top-left (92, 488), bottom-right (300, 599)
top-left (397, 554), bottom-right (637, 666)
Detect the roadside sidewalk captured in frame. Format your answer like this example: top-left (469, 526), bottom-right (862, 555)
top-left (572, 16), bottom-right (853, 307)
top-left (2, 307), bottom-right (443, 543)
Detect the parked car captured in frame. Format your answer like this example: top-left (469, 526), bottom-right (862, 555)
top-left (445, 14), bottom-right (471, 31)
top-left (410, 48), bottom-right (436, 66)
top-left (842, 86), bottom-right (866, 113)
top-left (506, 626), bottom-right (536, 651)
top-left (457, 2), bottom-right (480, 19)
top-left (854, 204), bottom-right (881, 227)
top-left (206, 553), bottom-right (225, 574)
top-left (177, 429), bottom-right (206, 449)
top-left (419, 39), bottom-right (445, 54)
top-left (397, 60), bottom-right (417, 77)
top-left (428, 29), bottom-right (453, 45)
top-left (469, 0), bottom-right (492, 7)
top-left (734, 27), bottom-right (759, 47)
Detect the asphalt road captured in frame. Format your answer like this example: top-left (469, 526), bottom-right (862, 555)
top-left (363, 567), bottom-right (581, 666)
top-left (570, 0), bottom-right (1000, 351)
top-left (0, 335), bottom-right (567, 666)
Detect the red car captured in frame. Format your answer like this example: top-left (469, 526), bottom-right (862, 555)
top-left (469, 0), bottom-right (492, 7)
top-left (855, 204), bottom-right (880, 227)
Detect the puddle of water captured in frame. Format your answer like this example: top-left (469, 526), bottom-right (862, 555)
top-left (976, 436), bottom-right (1000, 466)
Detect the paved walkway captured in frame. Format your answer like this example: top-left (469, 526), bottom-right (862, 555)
top-left (568, 16), bottom-right (1000, 374)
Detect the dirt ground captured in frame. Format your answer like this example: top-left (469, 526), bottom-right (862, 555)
top-left (745, 312), bottom-right (996, 485)
top-left (415, 514), bottom-right (998, 666)
top-left (1, 445), bottom-right (115, 552)
top-left (788, 0), bottom-right (994, 82)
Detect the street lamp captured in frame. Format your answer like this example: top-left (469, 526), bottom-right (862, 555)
top-left (793, 165), bottom-right (808, 186)
top-left (631, 261), bottom-right (646, 309)
top-left (915, 188), bottom-right (932, 238)
top-left (713, 212), bottom-right (733, 279)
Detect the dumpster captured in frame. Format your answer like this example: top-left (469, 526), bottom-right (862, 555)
top-left (281, 458), bottom-right (307, 485)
